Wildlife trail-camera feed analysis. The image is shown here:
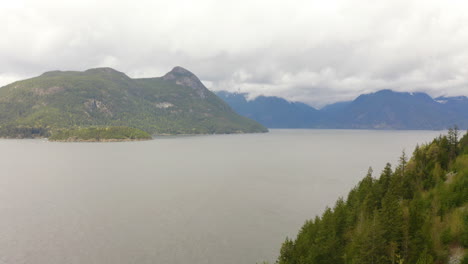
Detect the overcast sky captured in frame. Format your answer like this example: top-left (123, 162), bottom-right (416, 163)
top-left (1, 0), bottom-right (467, 107)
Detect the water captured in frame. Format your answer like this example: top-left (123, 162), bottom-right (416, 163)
top-left (0, 129), bottom-right (443, 264)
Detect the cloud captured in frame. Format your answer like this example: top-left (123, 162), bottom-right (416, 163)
top-left (1, 0), bottom-right (468, 107)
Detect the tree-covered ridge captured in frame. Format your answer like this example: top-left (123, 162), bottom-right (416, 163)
top-left (278, 128), bottom-right (468, 264)
top-left (49, 126), bottom-right (151, 142)
top-left (0, 67), bottom-right (267, 138)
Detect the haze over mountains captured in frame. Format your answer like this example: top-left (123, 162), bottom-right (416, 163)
top-left (0, 66), bottom-right (266, 138)
top-left (217, 90), bottom-right (468, 130)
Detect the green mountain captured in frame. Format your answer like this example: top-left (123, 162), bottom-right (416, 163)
top-left (276, 128), bottom-right (467, 264)
top-left (0, 66), bottom-right (267, 138)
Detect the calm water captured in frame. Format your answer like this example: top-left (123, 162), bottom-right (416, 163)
top-left (0, 129), bottom-right (443, 264)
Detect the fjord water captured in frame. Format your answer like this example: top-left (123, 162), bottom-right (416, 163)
top-left (0, 129), bottom-right (442, 264)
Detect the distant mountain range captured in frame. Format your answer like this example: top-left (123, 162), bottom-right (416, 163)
top-left (0, 66), bottom-right (267, 139)
top-left (217, 90), bottom-right (468, 129)
top-left (215, 91), bottom-right (320, 128)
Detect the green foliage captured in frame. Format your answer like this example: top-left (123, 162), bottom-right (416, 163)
top-left (0, 67), bottom-right (267, 139)
top-left (415, 248), bottom-right (434, 264)
top-left (440, 228), bottom-right (452, 245)
top-left (49, 126), bottom-right (152, 141)
top-left (462, 255), bottom-right (468, 264)
top-left (277, 128), bottom-right (468, 264)
top-left (278, 238), bottom-right (294, 264)
top-left (459, 130), bottom-right (468, 155)
top-left (462, 211), bottom-right (468, 248)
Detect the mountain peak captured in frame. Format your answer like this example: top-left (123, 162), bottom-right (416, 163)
top-left (167, 66), bottom-right (194, 75)
top-left (162, 66), bottom-right (208, 98)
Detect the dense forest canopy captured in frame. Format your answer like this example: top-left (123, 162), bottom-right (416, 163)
top-left (276, 127), bottom-right (468, 264)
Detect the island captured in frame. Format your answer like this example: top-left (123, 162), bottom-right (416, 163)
top-left (48, 126), bottom-right (152, 142)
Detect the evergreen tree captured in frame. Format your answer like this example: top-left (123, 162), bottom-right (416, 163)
top-left (380, 190), bottom-right (404, 252)
top-left (398, 151), bottom-right (407, 176)
top-left (278, 238), bottom-right (294, 264)
top-left (376, 163), bottom-right (393, 208)
top-left (448, 125), bottom-right (460, 161)
top-left (355, 211), bottom-right (387, 264)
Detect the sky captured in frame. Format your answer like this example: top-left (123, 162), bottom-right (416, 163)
top-left (1, 0), bottom-right (468, 108)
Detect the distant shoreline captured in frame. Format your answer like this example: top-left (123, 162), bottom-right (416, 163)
top-left (0, 129), bottom-right (269, 142)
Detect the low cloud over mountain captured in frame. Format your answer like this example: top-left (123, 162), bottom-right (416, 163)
top-left (1, 0), bottom-right (468, 107)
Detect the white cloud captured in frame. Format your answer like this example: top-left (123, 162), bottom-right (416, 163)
top-left (1, 0), bottom-right (468, 107)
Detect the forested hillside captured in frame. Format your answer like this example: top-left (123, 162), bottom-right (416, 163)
top-left (0, 67), bottom-right (266, 139)
top-left (277, 128), bottom-right (468, 264)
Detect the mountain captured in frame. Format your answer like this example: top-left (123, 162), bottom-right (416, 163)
top-left (320, 101), bottom-right (352, 113)
top-left (0, 66), bottom-right (267, 138)
top-left (276, 130), bottom-right (468, 264)
top-left (218, 90), bottom-right (468, 130)
top-left (322, 89), bottom-right (465, 129)
top-left (216, 91), bottom-right (319, 128)
top-left (436, 95), bottom-right (468, 118)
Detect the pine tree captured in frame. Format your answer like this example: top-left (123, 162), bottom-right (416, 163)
top-left (380, 189), bottom-right (404, 260)
top-left (363, 211), bottom-right (387, 264)
top-left (448, 125), bottom-right (460, 161)
top-left (278, 238), bottom-right (294, 264)
top-left (376, 163), bottom-right (392, 207)
top-left (398, 150), bottom-right (407, 176)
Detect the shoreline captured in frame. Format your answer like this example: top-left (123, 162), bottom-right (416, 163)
top-left (0, 130), bottom-right (268, 142)
top-left (48, 137), bottom-right (152, 142)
